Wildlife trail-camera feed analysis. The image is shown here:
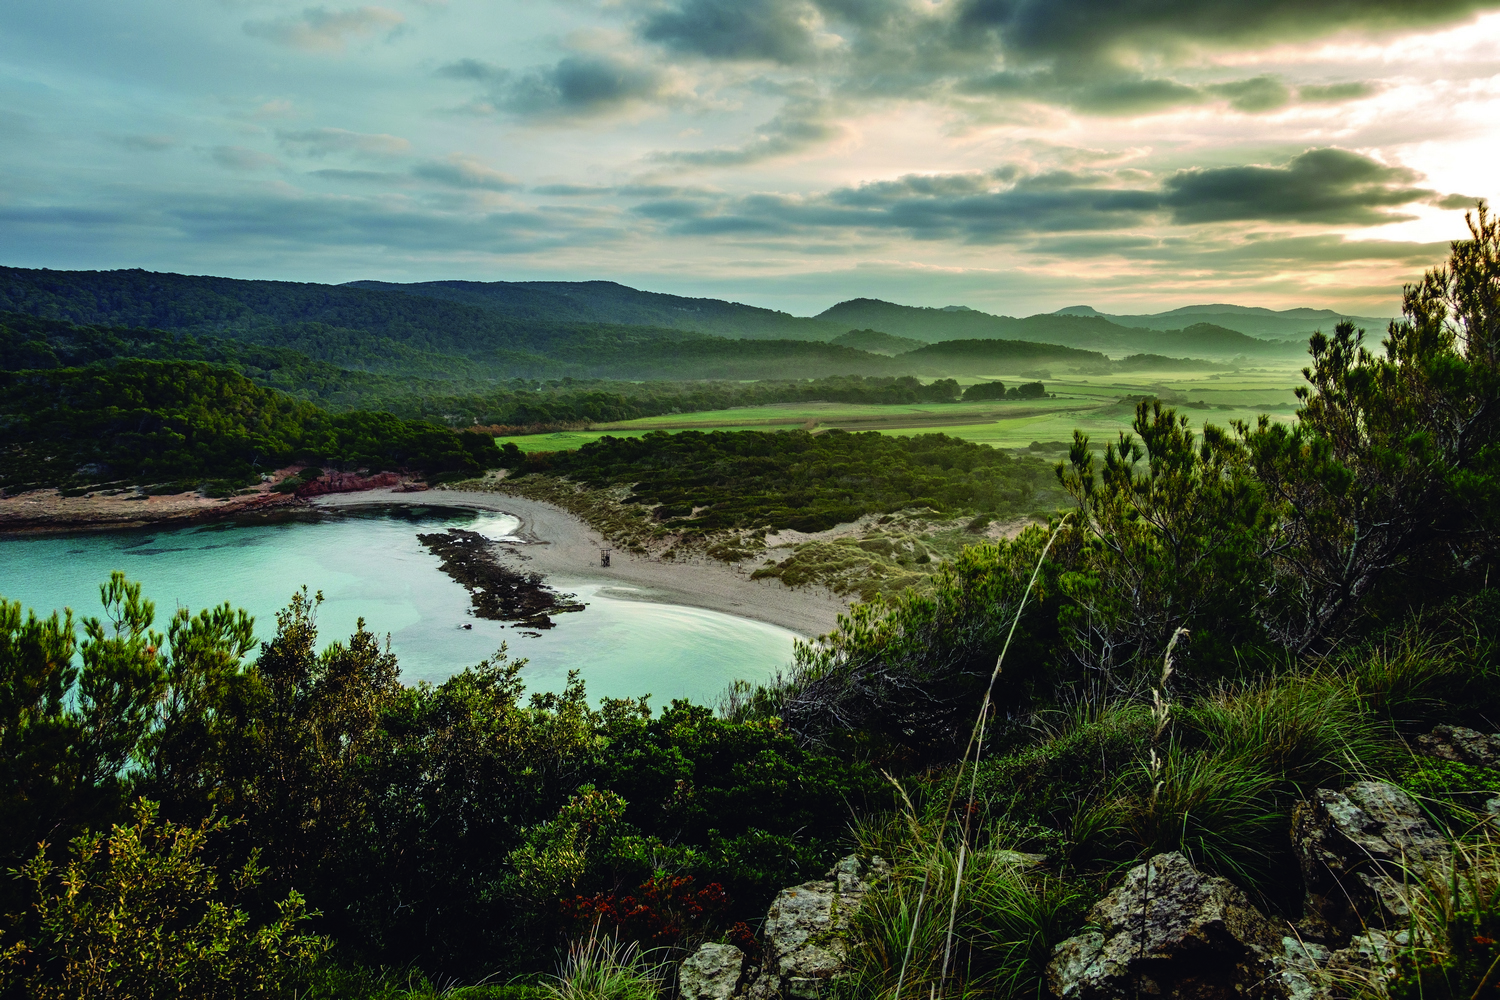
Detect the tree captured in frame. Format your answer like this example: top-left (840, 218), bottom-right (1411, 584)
top-left (1245, 203), bottom-right (1500, 650)
top-left (1056, 400), bottom-right (1270, 677)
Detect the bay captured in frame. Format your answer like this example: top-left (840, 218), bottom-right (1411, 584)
top-left (0, 505), bottom-right (797, 705)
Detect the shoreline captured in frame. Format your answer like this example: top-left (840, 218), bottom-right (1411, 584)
top-left (0, 485), bottom-right (306, 537)
top-left (314, 488), bottom-right (851, 638)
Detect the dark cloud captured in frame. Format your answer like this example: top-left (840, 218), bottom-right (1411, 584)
top-left (626, 148), bottom-right (1450, 242)
top-left (1206, 75), bottom-right (1291, 112)
top-left (411, 154), bottom-right (520, 190)
top-left (1162, 148), bottom-right (1436, 224)
top-left (436, 58), bottom-right (502, 81)
top-left (276, 127), bottom-right (411, 158)
top-left (961, 68), bottom-right (1295, 115)
top-left (243, 6), bottom-right (405, 52)
top-left (641, 0), bottom-right (823, 64)
top-left (953, 0), bottom-right (1499, 61)
top-left (1433, 193), bottom-right (1485, 209)
top-left (441, 55), bottom-right (668, 116)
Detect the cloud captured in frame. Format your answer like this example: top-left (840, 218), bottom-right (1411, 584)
top-left (308, 168), bottom-right (408, 183)
top-left (1161, 148), bottom-right (1437, 224)
top-left (953, 0), bottom-right (1500, 62)
top-left (277, 127), bottom-right (412, 159)
top-left (533, 184), bottom-right (615, 195)
top-left (411, 154), bottom-right (521, 190)
top-left (626, 148), bottom-right (1451, 242)
top-left (1432, 193), bottom-right (1486, 209)
top-left (110, 134), bottom-right (178, 152)
top-left (243, 6), bottom-right (405, 52)
top-left (641, 0), bottom-right (826, 64)
top-left (1206, 75), bottom-right (1291, 113)
top-left (653, 98), bottom-right (841, 166)
top-left (441, 54), bottom-right (670, 117)
top-left (1297, 81), bottom-right (1377, 103)
top-left (211, 145), bottom-right (281, 171)
top-left (960, 68), bottom-right (1295, 115)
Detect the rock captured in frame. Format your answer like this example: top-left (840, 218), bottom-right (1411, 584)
top-left (1291, 781), bottom-right (1448, 937)
top-left (1414, 725), bottom-right (1500, 766)
top-left (1271, 937), bottom-right (1333, 1000)
top-left (744, 855), bottom-right (889, 999)
top-left (1045, 852), bottom-right (1283, 1000)
top-left (679, 943), bottom-right (746, 1000)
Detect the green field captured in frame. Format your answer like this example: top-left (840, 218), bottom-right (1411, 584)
top-left (496, 364), bottom-right (1306, 454)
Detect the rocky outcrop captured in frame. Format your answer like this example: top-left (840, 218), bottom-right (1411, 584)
top-left (680, 943), bottom-right (746, 1000)
top-left (1291, 781), bottom-right (1448, 937)
top-left (1414, 725), bottom-right (1500, 766)
top-left (739, 854), bottom-right (889, 1000)
top-left (1046, 851), bottom-right (1283, 1000)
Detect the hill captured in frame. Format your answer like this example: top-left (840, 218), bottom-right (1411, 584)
top-left (830, 328), bottom-right (927, 354)
top-left (347, 278), bottom-right (848, 341)
top-left (897, 338), bottom-right (1107, 373)
top-left (0, 267), bottom-right (902, 382)
top-left (819, 298), bottom-right (1296, 358)
top-left (1056, 302), bottom-right (1394, 340)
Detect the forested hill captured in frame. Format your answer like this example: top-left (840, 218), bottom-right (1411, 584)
top-left (0, 360), bottom-right (500, 494)
top-left (348, 278), bottom-right (849, 341)
top-left (819, 297), bottom-right (1297, 357)
top-left (899, 338), bottom-right (1108, 371)
top-left (0, 268), bottom-right (911, 381)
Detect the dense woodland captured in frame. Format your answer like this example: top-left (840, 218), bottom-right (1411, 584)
top-left (515, 429), bottom-right (1052, 533)
top-left (0, 360), bottom-right (500, 493)
top-left (1, 209), bottom-right (1498, 1000)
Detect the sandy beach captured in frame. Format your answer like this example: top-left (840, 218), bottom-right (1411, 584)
top-left (314, 487), bottom-right (852, 638)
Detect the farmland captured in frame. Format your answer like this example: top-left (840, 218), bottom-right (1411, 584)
top-left (495, 362), bottom-right (1305, 455)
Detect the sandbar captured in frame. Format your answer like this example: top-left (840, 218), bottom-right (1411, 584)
top-left (313, 488), bottom-right (851, 638)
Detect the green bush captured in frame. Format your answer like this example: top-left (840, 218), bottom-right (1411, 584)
top-left (0, 801), bottom-right (327, 1000)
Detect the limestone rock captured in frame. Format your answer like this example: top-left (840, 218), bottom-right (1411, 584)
top-left (679, 943), bottom-right (746, 1000)
top-left (1291, 781), bottom-right (1448, 936)
top-left (746, 855), bottom-right (889, 999)
top-left (1045, 851), bottom-right (1283, 1000)
top-left (1414, 725), bottom-right (1500, 766)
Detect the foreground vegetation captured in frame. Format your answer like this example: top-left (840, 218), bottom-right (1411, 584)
top-left (1, 206), bottom-right (1497, 999)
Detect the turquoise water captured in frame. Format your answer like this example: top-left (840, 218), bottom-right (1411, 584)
top-left (0, 506), bottom-right (797, 705)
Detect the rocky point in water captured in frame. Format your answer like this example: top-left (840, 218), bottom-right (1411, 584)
top-left (417, 527), bottom-right (585, 628)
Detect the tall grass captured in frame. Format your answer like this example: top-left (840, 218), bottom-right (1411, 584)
top-left (535, 927), bottom-right (663, 1000)
top-left (841, 832), bottom-right (1085, 1000)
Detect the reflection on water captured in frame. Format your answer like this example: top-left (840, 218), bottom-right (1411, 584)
top-left (0, 507), bottom-right (796, 705)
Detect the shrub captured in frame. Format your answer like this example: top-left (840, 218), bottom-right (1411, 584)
top-left (0, 800), bottom-right (327, 1000)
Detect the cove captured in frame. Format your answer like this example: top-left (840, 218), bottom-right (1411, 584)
top-left (0, 506), bottom-right (798, 705)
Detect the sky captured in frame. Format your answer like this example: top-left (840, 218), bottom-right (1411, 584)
top-left (2, 0), bottom-right (1499, 317)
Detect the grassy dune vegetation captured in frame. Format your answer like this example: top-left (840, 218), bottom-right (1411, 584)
top-left (2, 212), bottom-right (1497, 1000)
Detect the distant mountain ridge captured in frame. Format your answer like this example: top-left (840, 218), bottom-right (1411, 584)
top-left (0, 265), bottom-right (1343, 382)
top-left (816, 298), bottom-right (1294, 358)
top-left (1054, 303), bottom-right (1394, 340)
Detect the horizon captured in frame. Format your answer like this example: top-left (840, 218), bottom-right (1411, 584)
top-left (4, 1), bottom-right (1498, 316)
top-left (0, 261), bottom-right (1400, 322)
